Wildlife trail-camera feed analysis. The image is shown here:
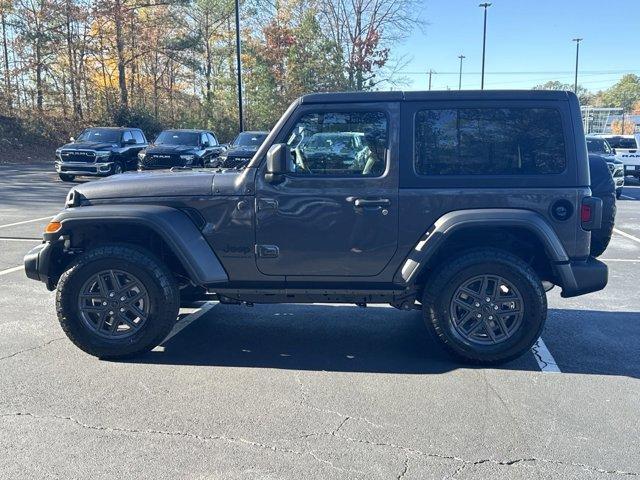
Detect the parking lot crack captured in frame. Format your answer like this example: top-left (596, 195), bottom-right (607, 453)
top-left (0, 337), bottom-right (65, 361)
top-left (0, 411), bottom-right (367, 476)
top-left (397, 454), bottom-right (409, 479)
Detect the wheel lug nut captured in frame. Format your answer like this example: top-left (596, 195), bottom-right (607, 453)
top-left (488, 315), bottom-right (493, 320)
top-left (109, 292), bottom-right (115, 298)
top-left (474, 302), bottom-right (480, 307)
top-left (494, 305), bottom-right (499, 310)
top-left (476, 313), bottom-right (482, 318)
top-left (109, 311), bottom-right (114, 315)
top-left (120, 296), bottom-right (126, 301)
top-left (485, 297), bottom-right (491, 302)
top-left (102, 301), bottom-right (107, 306)
top-left (120, 307), bottom-right (125, 312)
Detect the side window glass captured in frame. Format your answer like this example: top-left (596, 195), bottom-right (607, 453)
top-left (122, 131), bottom-right (133, 143)
top-left (200, 133), bottom-right (207, 146)
top-left (132, 130), bottom-right (145, 144)
top-left (285, 111), bottom-right (387, 177)
top-left (207, 133), bottom-right (217, 146)
top-left (414, 108), bottom-right (566, 175)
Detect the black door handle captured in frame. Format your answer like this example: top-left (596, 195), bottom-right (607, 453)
top-left (353, 198), bottom-right (390, 208)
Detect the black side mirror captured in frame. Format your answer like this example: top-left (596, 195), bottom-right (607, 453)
top-left (202, 141), bottom-right (210, 148)
top-left (265, 143), bottom-right (289, 184)
top-left (612, 148), bottom-right (617, 155)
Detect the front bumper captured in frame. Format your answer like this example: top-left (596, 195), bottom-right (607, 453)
top-left (55, 161), bottom-right (114, 176)
top-left (24, 242), bottom-right (52, 284)
top-left (557, 257), bottom-right (608, 298)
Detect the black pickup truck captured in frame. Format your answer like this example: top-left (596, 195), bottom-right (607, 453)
top-left (26, 90), bottom-right (608, 364)
top-left (55, 127), bottom-right (147, 181)
top-left (138, 129), bottom-right (224, 170)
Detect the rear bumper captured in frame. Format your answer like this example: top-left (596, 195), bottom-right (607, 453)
top-left (24, 242), bottom-right (52, 284)
top-left (557, 257), bottom-right (608, 298)
top-left (55, 161), bottom-right (113, 176)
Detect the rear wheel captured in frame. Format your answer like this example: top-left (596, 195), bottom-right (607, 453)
top-left (423, 249), bottom-right (547, 364)
top-left (59, 173), bottom-right (75, 182)
top-left (56, 245), bottom-right (179, 358)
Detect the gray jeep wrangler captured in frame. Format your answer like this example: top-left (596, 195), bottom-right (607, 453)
top-left (25, 90), bottom-right (608, 364)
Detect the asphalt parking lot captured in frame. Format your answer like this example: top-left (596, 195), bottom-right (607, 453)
top-left (0, 164), bottom-right (639, 479)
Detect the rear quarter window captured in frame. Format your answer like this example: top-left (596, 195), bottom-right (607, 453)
top-left (414, 107), bottom-right (566, 175)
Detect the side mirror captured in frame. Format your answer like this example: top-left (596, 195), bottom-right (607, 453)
top-left (69, 136), bottom-right (75, 142)
top-left (201, 141), bottom-right (210, 148)
top-left (265, 143), bottom-right (289, 184)
top-left (612, 148), bottom-right (617, 155)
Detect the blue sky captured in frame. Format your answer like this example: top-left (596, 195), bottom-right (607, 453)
top-left (396, 0), bottom-right (640, 92)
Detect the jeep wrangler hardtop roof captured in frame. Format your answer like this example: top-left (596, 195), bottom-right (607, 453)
top-left (300, 90), bottom-right (574, 104)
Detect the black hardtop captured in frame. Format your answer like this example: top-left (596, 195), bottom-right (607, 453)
top-left (162, 128), bottom-right (211, 134)
top-left (300, 90), bottom-right (574, 104)
top-left (85, 126), bottom-right (142, 131)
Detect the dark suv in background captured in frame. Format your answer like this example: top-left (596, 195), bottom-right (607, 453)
top-left (586, 135), bottom-right (624, 198)
top-left (138, 129), bottom-right (223, 170)
top-left (213, 131), bottom-right (268, 168)
top-left (55, 127), bottom-right (147, 182)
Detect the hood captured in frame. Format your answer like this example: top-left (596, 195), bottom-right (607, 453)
top-left (225, 145), bottom-right (259, 158)
top-left (61, 141), bottom-right (117, 151)
top-left (145, 144), bottom-right (198, 155)
top-left (72, 170), bottom-right (216, 201)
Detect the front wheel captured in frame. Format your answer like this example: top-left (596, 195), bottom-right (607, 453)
top-left (111, 162), bottom-right (123, 175)
top-left (423, 249), bottom-right (547, 365)
top-left (56, 245), bottom-right (179, 358)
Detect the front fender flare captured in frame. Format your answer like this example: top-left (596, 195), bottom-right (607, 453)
top-left (394, 209), bottom-right (570, 286)
top-left (48, 204), bottom-right (228, 285)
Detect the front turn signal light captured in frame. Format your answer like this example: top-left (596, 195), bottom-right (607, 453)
top-left (44, 221), bottom-right (62, 234)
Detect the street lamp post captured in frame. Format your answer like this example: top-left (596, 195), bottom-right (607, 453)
top-left (458, 55), bottom-right (465, 90)
top-left (234, 0), bottom-right (244, 132)
top-left (479, 3), bottom-right (491, 90)
top-left (572, 38), bottom-right (583, 94)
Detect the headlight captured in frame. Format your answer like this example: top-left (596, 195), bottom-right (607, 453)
top-left (95, 151), bottom-right (111, 158)
top-left (138, 151), bottom-right (146, 160)
top-left (180, 154), bottom-right (195, 164)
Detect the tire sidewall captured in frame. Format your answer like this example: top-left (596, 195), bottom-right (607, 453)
top-left (58, 254), bottom-right (176, 357)
top-left (431, 259), bottom-right (546, 362)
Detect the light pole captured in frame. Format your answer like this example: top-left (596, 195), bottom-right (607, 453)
top-left (234, 0), bottom-right (244, 132)
top-left (458, 55), bottom-right (465, 90)
top-left (428, 69), bottom-right (434, 90)
top-left (479, 3), bottom-right (491, 90)
top-left (572, 37), bottom-right (582, 94)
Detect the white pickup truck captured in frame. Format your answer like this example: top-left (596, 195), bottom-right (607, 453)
top-left (596, 134), bottom-right (640, 178)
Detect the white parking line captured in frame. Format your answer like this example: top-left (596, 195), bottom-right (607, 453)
top-left (531, 337), bottom-right (561, 373)
top-left (0, 216), bottom-right (53, 230)
top-left (0, 266), bottom-right (23, 277)
top-left (532, 338), bottom-right (561, 373)
top-left (601, 258), bottom-right (640, 263)
top-left (0, 237), bottom-right (41, 242)
top-left (613, 227), bottom-right (640, 245)
top-left (153, 301), bottom-right (217, 351)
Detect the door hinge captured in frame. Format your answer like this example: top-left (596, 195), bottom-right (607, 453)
top-left (256, 244), bottom-right (279, 258)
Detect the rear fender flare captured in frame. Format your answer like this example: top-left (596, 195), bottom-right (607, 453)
top-left (395, 209), bottom-right (570, 286)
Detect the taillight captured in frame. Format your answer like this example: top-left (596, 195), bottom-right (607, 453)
top-left (580, 204), bottom-right (593, 223)
top-left (580, 197), bottom-right (602, 231)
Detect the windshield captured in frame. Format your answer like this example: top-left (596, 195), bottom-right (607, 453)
top-left (586, 138), bottom-right (612, 154)
top-left (155, 131), bottom-right (200, 146)
top-left (607, 136), bottom-right (638, 149)
top-left (233, 132), bottom-right (267, 147)
top-left (76, 128), bottom-right (122, 143)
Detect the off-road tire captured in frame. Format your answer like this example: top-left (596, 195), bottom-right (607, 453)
top-left (616, 189), bottom-right (622, 200)
top-left (111, 162), bottom-right (124, 176)
top-left (591, 195), bottom-right (616, 257)
top-left (423, 248), bottom-right (547, 365)
top-left (59, 173), bottom-right (75, 182)
top-left (56, 244), bottom-right (179, 358)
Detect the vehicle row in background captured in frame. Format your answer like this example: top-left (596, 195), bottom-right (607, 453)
top-left (586, 135), bottom-right (625, 199)
top-left (54, 127), bottom-right (269, 181)
top-left (592, 133), bottom-right (640, 179)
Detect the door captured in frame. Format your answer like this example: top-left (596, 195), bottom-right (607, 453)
top-left (255, 104), bottom-right (399, 277)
